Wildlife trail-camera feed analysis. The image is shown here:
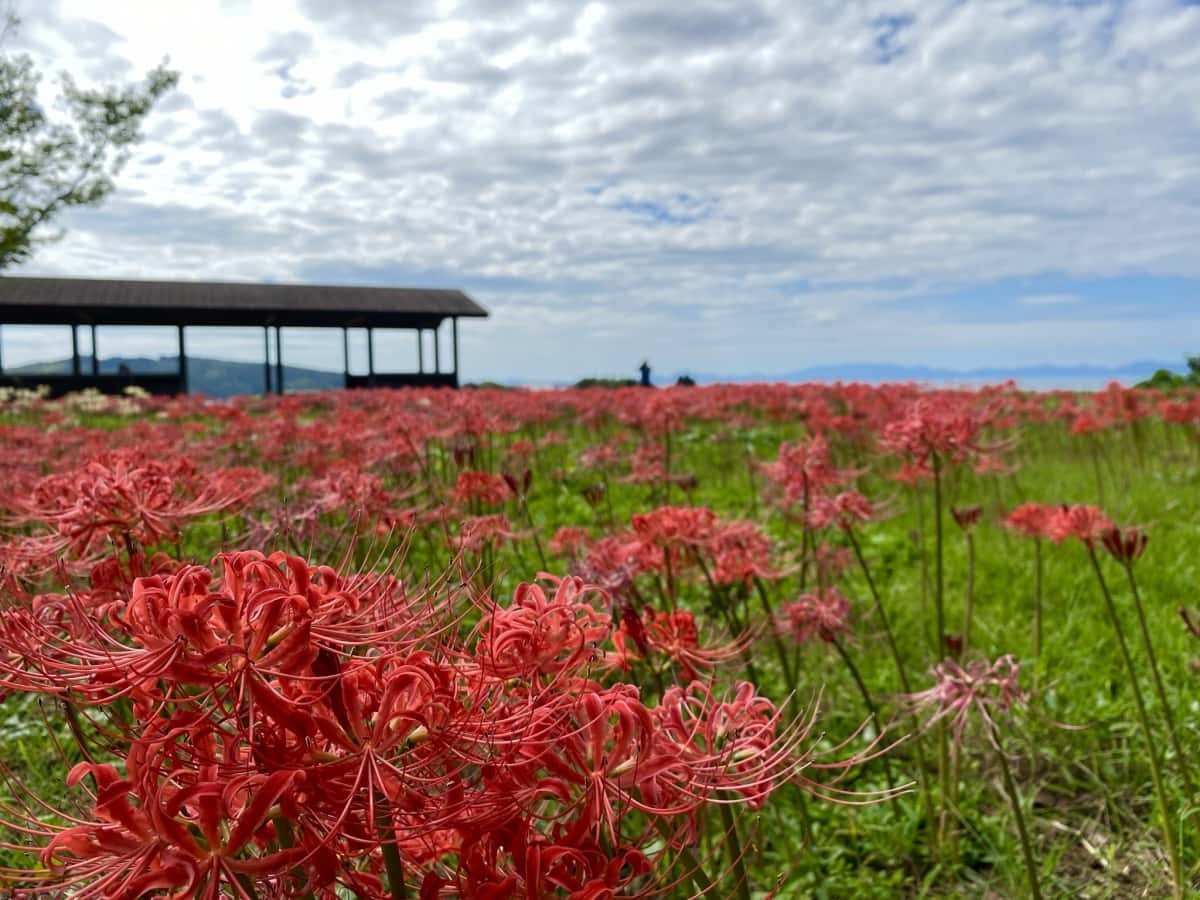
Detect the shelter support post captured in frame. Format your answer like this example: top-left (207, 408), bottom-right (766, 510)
top-left (433, 322), bottom-right (441, 373)
top-left (177, 325), bottom-right (188, 394)
top-left (0, 324), bottom-right (4, 374)
top-left (417, 329), bottom-right (424, 374)
top-left (342, 327), bottom-right (349, 387)
top-left (90, 324), bottom-right (98, 375)
top-left (367, 327), bottom-right (375, 387)
top-left (262, 326), bottom-right (272, 395)
top-left (274, 326), bottom-right (284, 395)
top-left (452, 317), bottom-right (459, 387)
top-left (71, 325), bottom-right (81, 376)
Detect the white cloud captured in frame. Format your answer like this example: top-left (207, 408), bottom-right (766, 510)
top-left (5, 0), bottom-right (1200, 379)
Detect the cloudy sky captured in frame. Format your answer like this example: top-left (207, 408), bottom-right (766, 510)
top-left (4, 0), bottom-right (1200, 383)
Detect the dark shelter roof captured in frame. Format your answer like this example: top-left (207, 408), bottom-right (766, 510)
top-left (0, 276), bottom-right (488, 328)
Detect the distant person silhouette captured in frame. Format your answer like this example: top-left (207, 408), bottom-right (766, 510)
top-left (639, 360), bottom-right (652, 387)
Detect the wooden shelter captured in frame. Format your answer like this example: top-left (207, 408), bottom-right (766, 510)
top-left (0, 276), bottom-right (488, 396)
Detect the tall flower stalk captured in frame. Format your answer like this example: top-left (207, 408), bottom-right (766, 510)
top-left (1102, 525), bottom-right (1195, 799)
top-left (1004, 503), bottom-right (1055, 663)
top-left (952, 506), bottom-right (982, 656)
top-left (987, 716), bottom-right (1042, 900)
top-left (904, 655), bottom-right (1041, 900)
top-left (1061, 510), bottom-right (1185, 900)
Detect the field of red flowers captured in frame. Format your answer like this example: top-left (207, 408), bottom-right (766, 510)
top-left (0, 381), bottom-right (1196, 898)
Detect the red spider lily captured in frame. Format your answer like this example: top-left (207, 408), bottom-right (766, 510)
top-left (812, 542), bottom-right (853, 582)
top-left (654, 680), bottom-right (891, 809)
top-left (705, 520), bottom-right (779, 585)
top-left (506, 438), bottom-right (535, 458)
top-left (779, 587), bottom-right (852, 644)
top-left (14, 452), bottom-right (271, 555)
top-left (38, 724), bottom-right (309, 899)
top-left (761, 435), bottom-right (846, 505)
top-left (0, 533), bottom-right (76, 586)
top-left (631, 506), bottom-right (717, 548)
top-left (549, 527), bottom-right (592, 559)
top-left (448, 818), bottom-right (655, 899)
top-left (1101, 525), bottom-right (1148, 564)
top-left (630, 506), bottom-right (718, 574)
top-left (476, 575), bottom-right (612, 680)
top-left (296, 465), bottom-right (397, 519)
top-left (507, 685), bottom-right (675, 847)
top-left (452, 471), bottom-right (513, 507)
top-left (1069, 411), bottom-right (1106, 435)
top-left (806, 490), bottom-right (875, 531)
top-left (973, 453), bottom-right (1013, 476)
top-left (881, 397), bottom-right (990, 468)
top-left (455, 515), bottom-right (525, 552)
top-left (579, 433), bottom-right (629, 470)
top-left (1004, 502), bottom-right (1056, 540)
top-left (0, 551), bottom-right (439, 712)
top-left (623, 442), bottom-right (667, 485)
top-left (902, 655), bottom-right (1024, 755)
top-left (612, 609), bottom-right (750, 681)
top-left (573, 534), bottom-right (656, 598)
top-left (1047, 504), bottom-right (1113, 546)
top-left (7, 382), bottom-right (1079, 896)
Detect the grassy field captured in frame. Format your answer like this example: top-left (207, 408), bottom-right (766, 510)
top-left (0, 383), bottom-right (1196, 898)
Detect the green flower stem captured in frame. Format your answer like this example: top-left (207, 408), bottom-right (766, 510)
top-left (987, 718), bottom-right (1043, 900)
top-left (375, 795), bottom-right (408, 900)
top-left (961, 530), bottom-right (975, 657)
top-left (754, 576), bottom-right (796, 693)
top-left (832, 635), bottom-right (901, 817)
top-left (1087, 548), bottom-right (1182, 900)
top-left (846, 527), bottom-right (937, 836)
top-left (930, 453), bottom-right (954, 856)
top-left (1121, 562), bottom-right (1195, 799)
top-left (1033, 538), bottom-right (1043, 662)
top-left (931, 452), bottom-right (946, 655)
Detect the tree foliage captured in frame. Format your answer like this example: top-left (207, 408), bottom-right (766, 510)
top-left (0, 17), bottom-right (177, 270)
top-left (1139, 358), bottom-right (1200, 390)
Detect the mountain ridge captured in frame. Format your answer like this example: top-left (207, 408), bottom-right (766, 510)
top-left (3, 354), bottom-right (1183, 395)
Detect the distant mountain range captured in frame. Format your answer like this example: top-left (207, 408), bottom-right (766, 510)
top-left (4, 355), bottom-right (1183, 395)
top-left (5, 355), bottom-right (343, 397)
top-left (657, 360), bottom-right (1184, 390)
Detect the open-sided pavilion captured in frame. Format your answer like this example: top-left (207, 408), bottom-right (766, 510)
top-left (0, 276), bottom-right (488, 396)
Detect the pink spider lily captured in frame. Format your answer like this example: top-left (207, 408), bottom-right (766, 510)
top-left (806, 490), bottom-right (876, 532)
top-left (902, 655), bottom-right (1024, 756)
top-left (1003, 502), bottom-right (1057, 540)
top-left (761, 435), bottom-right (844, 500)
top-left (779, 587), bottom-right (852, 645)
top-left (1047, 504), bottom-right (1113, 546)
top-left (881, 397), bottom-right (998, 473)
